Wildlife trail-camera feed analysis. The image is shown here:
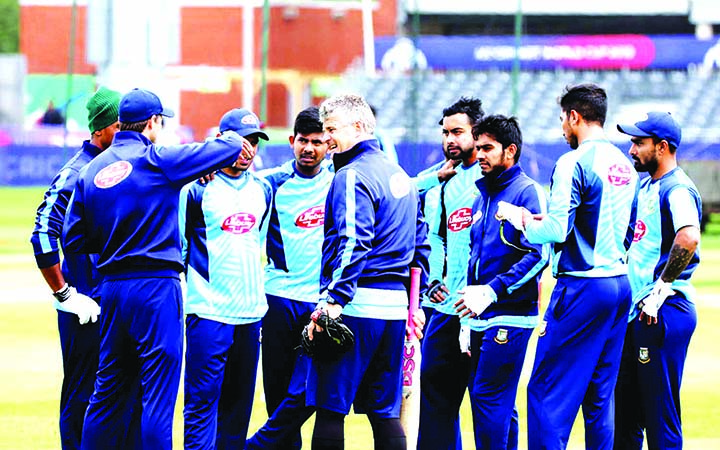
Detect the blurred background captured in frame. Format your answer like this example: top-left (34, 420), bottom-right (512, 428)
top-left (1, 0), bottom-right (719, 223)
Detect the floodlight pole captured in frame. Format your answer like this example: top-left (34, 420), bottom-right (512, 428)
top-left (512, 0), bottom-right (522, 116)
top-left (242, 3), bottom-right (255, 110)
top-left (64, 0), bottom-right (78, 159)
top-left (362, 0), bottom-right (375, 75)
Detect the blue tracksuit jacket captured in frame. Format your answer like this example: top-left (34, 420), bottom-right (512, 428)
top-left (319, 138), bottom-right (430, 319)
top-left (466, 165), bottom-right (549, 331)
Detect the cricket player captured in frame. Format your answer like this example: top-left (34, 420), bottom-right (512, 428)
top-left (507, 83), bottom-right (639, 450)
top-left (180, 108), bottom-right (272, 448)
top-left (455, 114), bottom-right (549, 450)
top-left (305, 93), bottom-right (430, 450)
top-left (614, 112), bottom-right (701, 450)
top-left (30, 87), bottom-right (119, 450)
top-left (62, 88), bottom-right (255, 450)
top-left (418, 96), bottom-right (484, 450)
top-left (413, 150), bottom-right (456, 320)
top-left (245, 106), bottom-right (332, 450)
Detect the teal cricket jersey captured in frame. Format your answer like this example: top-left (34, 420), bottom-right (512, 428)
top-left (258, 160), bottom-right (334, 303)
top-left (415, 161), bottom-right (446, 310)
top-left (180, 171), bottom-right (272, 325)
top-left (524, 139), bottom-right (639, 278)
top-left (627, 167), bottom-right (701, 320)
top-left (432, 161), bottom-right (483, 315)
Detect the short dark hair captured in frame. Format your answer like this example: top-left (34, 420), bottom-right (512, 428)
top-left (439, 96), bottom-right (484, 126)
top-left (294, 106), bottom-right (323, 136)
top-left (559, 83), bottom-right (607, 126)
top-left (472, 114), bottom-right (523, 163)
top-left (120, 118), bottom-right (150, 133)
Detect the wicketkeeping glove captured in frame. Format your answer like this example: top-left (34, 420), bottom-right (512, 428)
top-left (53, 284), bottom-right (101, 325)
top-left (639, 278), bottom-right (675, 320)
top-left (495, 201), bottom-right (525, 231)
top-left (301, 309), bottom-right (354, 361)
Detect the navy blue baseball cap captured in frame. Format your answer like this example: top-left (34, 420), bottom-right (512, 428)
top-left (219, 108), bottom-right (269, 140)
top-left (617, 111), bottom-right (681, 148)
top-left (119, 88), bottom-right (175, 123)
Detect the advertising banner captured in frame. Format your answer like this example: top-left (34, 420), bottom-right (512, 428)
top-left (377, 35), bottom-right (720, 71)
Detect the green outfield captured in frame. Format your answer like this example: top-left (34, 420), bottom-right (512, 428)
top-left (1, 186), bottom-right (719, 449)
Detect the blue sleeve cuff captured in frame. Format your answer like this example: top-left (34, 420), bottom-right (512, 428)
top-left (35, 251), bottom-right (60, 269)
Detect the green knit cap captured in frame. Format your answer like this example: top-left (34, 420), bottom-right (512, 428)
top-left (86, 86), bottom-right (121, 133)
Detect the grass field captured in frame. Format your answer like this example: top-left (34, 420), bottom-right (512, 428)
top-left (1, 186), bottom-right (719, 449)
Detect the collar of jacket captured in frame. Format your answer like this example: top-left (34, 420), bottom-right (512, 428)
top-left (82, 139), bottom-right (104, 158)
top-left (476, 164), bottom-right (524, 194)
top-left (332, 138), bottom-right (381, 170)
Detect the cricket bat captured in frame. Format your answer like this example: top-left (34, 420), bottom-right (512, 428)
top-left (400, 267), bottom-right (422, 450)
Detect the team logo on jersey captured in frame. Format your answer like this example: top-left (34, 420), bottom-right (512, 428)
top-left (447, 207), bottom-right (473, 232)
top-left (633, 220), bottom-right (647, 242)
top-left (494, 328), bottom-right (509, 344)
top-left (296, 205), bottom-right (325, 228)
top-left (538, 320), bottom-right (547, 337)
top-left (472, 211), bottom-right (483, 224)
top-left (607, 163), bottom-right (632, 186)
top-left (94, 161), bottom-right (132, 189)
top-left (638, 347), bottom-right (650, 364)
top-left (389, 172), bottom-right (411, 199)
top-left (221, 212), bottom-right (256, 234)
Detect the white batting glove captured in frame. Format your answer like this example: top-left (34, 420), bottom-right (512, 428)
top-left (458, 285), bottom-right (497, 317)
top-left (53, 284), bottom-right (101, 325)
top-left (496, 201), bottom-right (525, 231)
top-left (459, 324), bottom-right (471, 355)
top-left (639, 279), bottom-right (675, 321)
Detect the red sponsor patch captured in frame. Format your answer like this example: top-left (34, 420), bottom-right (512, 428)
top-left (221, 212), bottom-right (256, 234)
top-left (295, 205), bottom-right (325, 228)
top-left (447, 207), bottom-right (473, 232)
top-left (633, 219), bottom-right (647, 242)
top-left (93, 161), bottom-right (132, 189)
top-left (608, 163), bottom-right (632, 186)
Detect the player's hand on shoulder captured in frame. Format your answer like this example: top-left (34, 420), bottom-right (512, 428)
top-left (53, 284), bottom-right (100, 325)
top-left (437, 159), bottom-right (460, 183)
top-left (198, 171), bottom-right (217, 184)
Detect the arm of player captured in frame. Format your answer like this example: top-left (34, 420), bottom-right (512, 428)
top-left (488, 185), bottom-right (550, 297)
top-left (640, 224), bottom-right (700, 325)
top-left (524, 154), bottom-right (579, 244)
top-left (640, 186), bottom-right (701, 324)
top-left (157, 130), bottom-right (256, 188)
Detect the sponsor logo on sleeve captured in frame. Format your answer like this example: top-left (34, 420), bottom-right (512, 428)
top-left (607, 163), bottom-right (632, 186)
top-left (221, 212), bottom-right (257, 234)
top-left (93, 161), bottom-right (132, 189)
top-left (633, 220), bottom-right (647, 242)
top-left (472, 210), bottom-right (483, 224)
top-left (296, 205), bottom-right (325, 228)
top-left (447, 207), bottom-right (473, 232)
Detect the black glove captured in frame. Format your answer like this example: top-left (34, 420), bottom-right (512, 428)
top-left (301, 309), bottom-right (355, 361)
